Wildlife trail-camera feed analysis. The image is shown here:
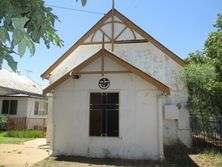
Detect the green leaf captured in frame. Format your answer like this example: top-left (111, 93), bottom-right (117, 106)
top-left (76, 0), bottom-right (87, 6)
top-left (3, 54), bottom-right (17, 72)
top-left (0, 27), bottom-right (10, 42)
top-left (26, 37), bottom-right (35, 55)
top-left (12, 17), bottom-right (29, 31)
top-left (0, 1), bottom-right (63, 72)
top-left (81, 0), bottom-right (87, 6)
top-left (18, 38), bottom-right (27, 56)
top-left (12, 29), bottom-right (24, 47)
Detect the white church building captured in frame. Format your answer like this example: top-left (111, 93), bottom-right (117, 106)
top-left (42, 8), bottom-right (191, 160)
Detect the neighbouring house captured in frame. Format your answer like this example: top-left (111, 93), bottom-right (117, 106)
top-left (42, 8), bottom-right (191, 160)
top-left (0, 68), bottom-right (48, 130)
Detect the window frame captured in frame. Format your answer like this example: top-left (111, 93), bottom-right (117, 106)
top-left (89, 92), bottom-right (120, 138)
top-left (1, 100), bottom-right (18, 115)
top-left (34, 101), bottom-right (48, 115)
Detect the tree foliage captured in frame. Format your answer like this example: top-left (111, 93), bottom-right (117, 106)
top-left (76, 0), bottom-right (87, 6)
top-left (185, 51), bottom-right (208, 64)
top-left (0, 0), bottom-right (89, 72)
top-left (0, 116), bottom-right (7, 130)
top-left (185, 13), bottom-right (222, 116)
top-left (205, 13), bottom-right (222, 79)
top-left (0, 0), bottom-right (64, 71)
top-left (185, 62), bottom-right (218, 115)
top-left (0, 0), bottom-right (88, 71)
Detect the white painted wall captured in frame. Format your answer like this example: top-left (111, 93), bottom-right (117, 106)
top-left (51, 57), bottom-right (164, 159)
top-left (50, 45), bottom-right (102, 83)
top-left (83, 16), bottom-right (145, 43)
top-left (52, 71), bottom-right (163, 160)
top-left (50, 42), bottom-right (188, 104)
top-left (49, 42), bottom-right (191, 148)
top-left (163, 103), bottom-right (191, 147)
top-left (47, 95), bottom-right (53, 143)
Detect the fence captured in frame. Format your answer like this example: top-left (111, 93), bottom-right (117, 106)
top-left (6, 117), bottom-right (47, 131)
top-left (190, 115), bottom-right (222, 148)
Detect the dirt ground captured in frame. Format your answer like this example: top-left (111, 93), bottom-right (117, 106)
top-left (0, 138), bottom-right (49, 167)
top-left (32, 156), bottom-right (161, 167)
top-left (33, 144), bottom-right (222, 167)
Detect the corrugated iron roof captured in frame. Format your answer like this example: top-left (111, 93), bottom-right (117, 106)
top-left (0, 69), bottom-right (44, 95)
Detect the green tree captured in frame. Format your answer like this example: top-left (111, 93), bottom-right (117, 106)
top-left (205, 13), bottom-right (222, 115)
top-left (185, 51), bottom-right (207, 64)
top-left (205, 13), bottom-right (222, 79)
top-left (0, 0), bottom-right (87, 71)
top-left (184, 62), bottom-right (218, 115)
top-left (185, 13), bottom-right (222, 116)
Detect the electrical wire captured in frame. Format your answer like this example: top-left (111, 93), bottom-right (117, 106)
top-left (46, 4), bottom-right (105, 15)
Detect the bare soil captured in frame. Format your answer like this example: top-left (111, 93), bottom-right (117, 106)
top-left (33, 144), bottom-right (222, 167)
top-left (0, 138), bottom-right (49, 167)
top-left (32, 156), bottom-right (161, 167)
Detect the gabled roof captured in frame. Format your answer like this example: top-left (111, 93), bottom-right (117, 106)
top-left (43, 49), bottom-right (170, 95)
top-left (0, 68), bottom-right (44, 96)
top-left (41, 9), bottom-right (185, 79)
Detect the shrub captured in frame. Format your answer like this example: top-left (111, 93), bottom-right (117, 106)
top-left (3, 130), bottom-right (43, 138)
top-left (0, 116), bottom-right (7, 130)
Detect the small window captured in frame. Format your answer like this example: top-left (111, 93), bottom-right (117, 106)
top-left (90, 93), bottom-right (119, 137)
top-left (1, 100), bottom-right (17, 115)
top-left (34, 101), bottom-right (48, 115)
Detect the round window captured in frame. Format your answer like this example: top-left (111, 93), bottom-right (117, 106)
top-left (98, 78), bottom-right (110, 90)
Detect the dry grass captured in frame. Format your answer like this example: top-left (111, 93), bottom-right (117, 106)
top-left (189, 149), bottom-right (222, 167)
top-left (164, 143), bottom-right (222, 167)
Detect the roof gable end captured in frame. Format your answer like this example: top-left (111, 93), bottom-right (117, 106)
top-left (43, 49), bottom-right (170, 95)
top-left (41, 9), bottom-right (185, 79)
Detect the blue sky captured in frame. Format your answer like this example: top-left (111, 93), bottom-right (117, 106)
top-left (2, 0), bottom-right (222, 85)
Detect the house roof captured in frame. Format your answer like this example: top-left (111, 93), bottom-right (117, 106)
top-left (41, 9), bottom-right (185, 79)
top-left (0, 69), bottom-right (44, 96)
top-left (43, 49), bottom-right (170, 95)
top-left (0, 93), bottom-right (47, 99)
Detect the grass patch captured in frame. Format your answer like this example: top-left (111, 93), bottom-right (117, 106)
top-left (3, 130), bottom-right (43, 138)
top-left (0, 132), bottom-right (32, 144)
top-left (0, 130), bottom-right (43, 144)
